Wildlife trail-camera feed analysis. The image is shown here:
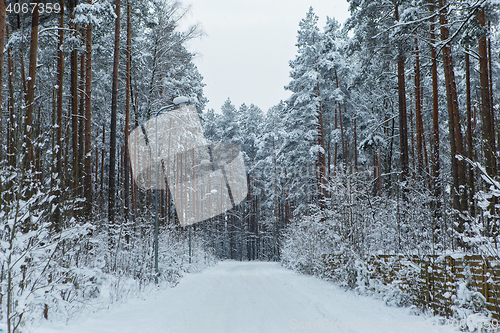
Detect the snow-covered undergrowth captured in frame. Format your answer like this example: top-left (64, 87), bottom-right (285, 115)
top-left (283, 223), bottom-right (496, 332)
top-left (282, 214), bottom-right (422, 309)
top-left (0, 188), bottom-right (216, 333)
top-left (281, 169), bottom-right (499, 331)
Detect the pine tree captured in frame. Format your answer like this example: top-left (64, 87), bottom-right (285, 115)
top-left (285, 7), bottom-right (327, 209)
top-left (53, 0), bottom-right (65, 230)
top-left (84, 0), bottom-right (93, 217)
top-left (439, 0), bottom-right (467, 216)
top-left (70, 0), bottom-right (79, 201)
top-left (124, 0), bottom-right (132, 222)
top-left (0, 0), bottom-right (6, 165)
top-left (108, 0), bottom-right (122, 225)
top-left (429, 0), bottom-right (441, 215)
top-left (24, 0), bottom-right (40, 178)
top-left (394, 4), bottom-right (409, 181)
top-left (478, 6), bottom-right (496, 178)
top-left (220, 98), bottom-right (241, 144)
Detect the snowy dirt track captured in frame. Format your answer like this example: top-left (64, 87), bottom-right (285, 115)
top-left (34, 261), bottom-right (459, 333)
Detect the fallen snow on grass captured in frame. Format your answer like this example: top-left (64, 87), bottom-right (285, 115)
top-left (32, 261), bottom-right (464, 333)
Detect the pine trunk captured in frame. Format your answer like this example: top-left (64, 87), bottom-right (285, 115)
top-left (18, 14), bottom-right (27, 98)
top-left (354, 118), bottom-right (358, 171)
top-left (70, 0), bottom-right (80, 198)
top-left (0, 0), bottom-right (6, 164)
top-left (478, 7), bottom-right (496, 177)
top-left (339, 106), bottom-right (345, 164)
top-left (414, 38), bottom-right (424, 177)
top-left (78, 32), bottom-right (85, 198)
top-left (84, 0), bottom-right (93, 216)
top-left (334, 69), bottom-right (339, 173)
top-left (465, 51), bottom-right (475, 217)
top-left (409, 99), bottom-right (415, 177)
top-left (101, 124), bottom-right (106, 207)
top-left (440, 0), bottom-right (467, 240)
top-left (124, 0), bottom-right (131, 222)
top-left (24, 0), bottom-right (40, 175)
top-left (397, 58), bottom-right (409, 180)
top-left (53, 2), bottom-right (65, 229)
top-left (316, 82), bottom-right (326, 207)
top-left (439, 0), bottom-right (465, 213)
top-left (108, 0), bottom-right (121, 223)
top-left (7, 26), bottom-right (15, 167)
top-left (395, 5), bottom-right (409, 181)
top-left (488, 24), bottom-right (496, 165)
top-left (430, 1), bottom-right (441, 214)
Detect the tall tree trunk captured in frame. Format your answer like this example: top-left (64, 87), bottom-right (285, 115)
top-left (340, 105), bottom-right (345, 164)
top-left (36, 106), bottom-right (42, 180)
top-left (17, 14), bottom-right (27, 99)
top-left (423, 133), bottom-right (430, 188)
top-left (430, 0), bottom-right (441, 215)
top-left (53, 1), bottom-right (65, 230)
top-left (84, 0), bottom-right (93, 216)
top-left (440, 0), bottom-right (467, 238)
top-left (395, 5), bottom-right (409, 181)
top-left (7, 26), bottom-right (16, 167)
top-left (478, 7), bottom-right (496, 233)
top-left (108, 0), bottom-right (121, 224)
top-left (124, 0), bottom-right (131, 222)
top-left (0, 0), bottom-right (6, 164)
top-left (316, 81), bottom-right (326, 207)
top-left (465, 50), bottom-right (475, 217)
top-left (24, 0), bottom-right (40, 176)
top-left (70, 0), bottom-right (80, 199)
top-left (101, 124), bottom-right (106, 207)
top-left (478, 7), bottom-right (496, 178)
top-left (354, 118), bottom-right (358, 171)
top-left (487, 23), bottom-right (496, 169)
top-left (334, 69), bottom-right (340, 173)
top-left (414, 38), bottom-right (424, 177)
top-left (78, 31), bottom-right (85, 198)
top-left (409, 99), bottom-right (415, 177)
top-left (397, 56), bottom-right (409, 180)
top-left (334, 107), bottom-right (338, 172)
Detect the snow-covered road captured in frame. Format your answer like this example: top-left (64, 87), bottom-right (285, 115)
top-left (35, 261), bottom-right (459, 333)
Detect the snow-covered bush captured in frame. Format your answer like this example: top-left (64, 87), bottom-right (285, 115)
top-left (451, 267), bottom-right (488, 317)
top-left (281, 208), bottom-right (342, 277)
top-left (0, 167), bottom-right (216, 332)
top-left (460, 158), bottom-right (500, 261)
top-left (281, 169), bottom-right (443, 317)
top-left (365, 256), bottom-right (423, 308)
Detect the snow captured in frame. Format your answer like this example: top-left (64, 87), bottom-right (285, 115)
top-left (33, 261), bottom-right (461, 333)
top-left (173, 96), bottom-right (190, 105)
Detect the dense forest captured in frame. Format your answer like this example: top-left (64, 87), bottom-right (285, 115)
top-left (0, 0), bottom-right (499, 331)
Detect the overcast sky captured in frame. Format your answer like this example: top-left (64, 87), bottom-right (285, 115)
top-left (179, 0), bottom-right (351, 113)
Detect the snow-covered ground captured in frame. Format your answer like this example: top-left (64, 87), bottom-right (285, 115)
top-left (32, 261), bottom-right (461, 333)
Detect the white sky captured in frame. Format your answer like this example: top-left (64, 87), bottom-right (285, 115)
top-left (179, 0), bottom-right (351, 113)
